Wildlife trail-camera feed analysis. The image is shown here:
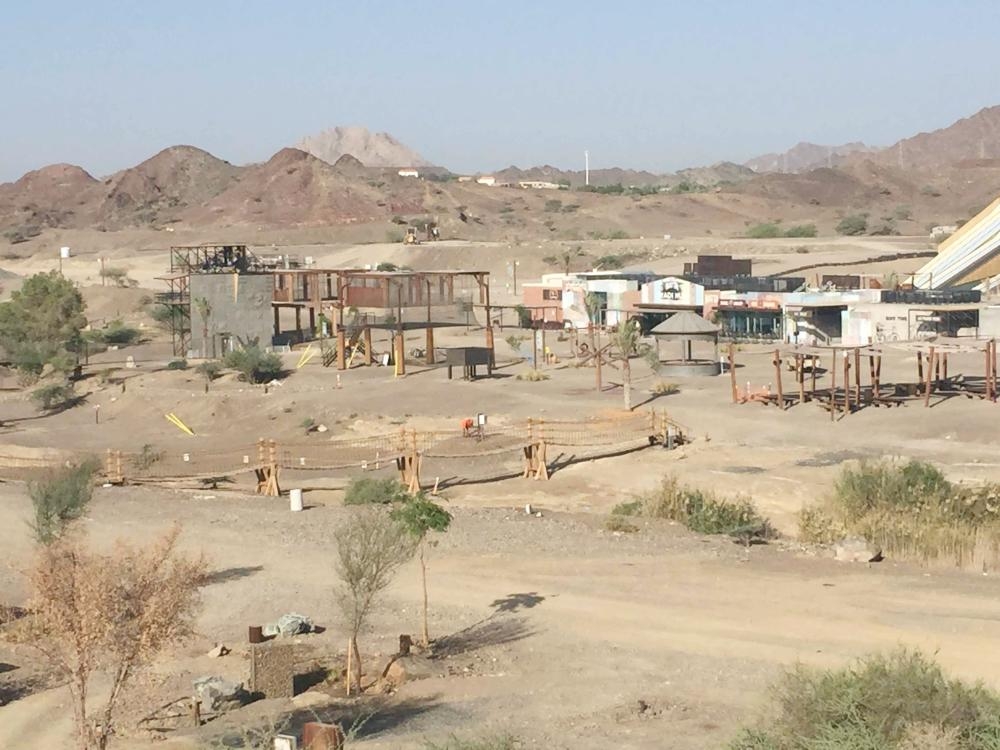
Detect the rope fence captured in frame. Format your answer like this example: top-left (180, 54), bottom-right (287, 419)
top-left (96, 411), bottom-right (688, 495)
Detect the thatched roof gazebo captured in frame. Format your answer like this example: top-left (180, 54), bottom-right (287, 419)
top-left (650, 311), bottom-right (721, 376)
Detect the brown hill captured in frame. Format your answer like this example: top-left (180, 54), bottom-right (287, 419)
top-left (860, 105), bottom-right (1000, 171)
top-left (745, 142), bottom-right (874, 174)
top-left (0, 164), bottom-right (101, 235)
top-left (295, 126), bottom-right (430, 168)
top-left (96, 146), bottom-right (241, 229)
top-left (182, 148), bottom-right (425, 227)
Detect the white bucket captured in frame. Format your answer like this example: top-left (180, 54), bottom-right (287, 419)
top-left (289, 488), bottom-right (304, 512)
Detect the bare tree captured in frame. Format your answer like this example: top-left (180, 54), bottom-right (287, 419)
top-left (22, 527), bottom-right (206, 750)
top-left (333, 508), bottom-right (416, 695)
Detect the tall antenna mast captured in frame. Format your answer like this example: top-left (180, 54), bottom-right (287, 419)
top-left (584, 150), bottom-right (590, 186)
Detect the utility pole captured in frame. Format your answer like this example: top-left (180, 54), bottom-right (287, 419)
top-left (584, 150), bottom-right (590, 187)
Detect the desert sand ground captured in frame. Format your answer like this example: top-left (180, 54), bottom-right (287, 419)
top-left (3, 231), bottom-right (999, 749)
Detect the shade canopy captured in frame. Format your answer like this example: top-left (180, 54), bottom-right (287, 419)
top-left (650, 311), bottom-right (719, 341)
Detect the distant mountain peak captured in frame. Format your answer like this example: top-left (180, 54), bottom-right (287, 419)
top-left (294, 125), bottom-right (431, 168)
top-left (745, 142), bottom-right (874, 174)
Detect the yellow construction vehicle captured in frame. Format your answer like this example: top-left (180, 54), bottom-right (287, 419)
top-left (403, 227), bottom-right (420, 245)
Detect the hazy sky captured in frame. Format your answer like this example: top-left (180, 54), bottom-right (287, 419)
top-left (3, 1), bottom-right (1000, 182)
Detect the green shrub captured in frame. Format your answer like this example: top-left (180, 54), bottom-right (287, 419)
top-left (595, 254), bottom-right (626, 269)
top-left (166, 359), bottom-right (188, 370)
top-left (0, 271), bottom-right (86, 375)
top-left (31, 382), bottom-right (76, 411)
top-left (223, 346), bottom-right (283, 384)
top-left (783, 224), bottom-right (817, 238)
top-left (611, 500), bottom-right (642, 516)
top-left (102, 320), bottom-right (141, 346)
top-left (651, 381), bottom-right (679, 395)
top-left (544, 199), bottom-right (563, 213)
top-left (730, 649), bottom-right (1000, 749)
top-left (344, 477), bottom-right (409, 505)
top-left (746, 223), bottom-right (782, 239)
top-left (836, 214), bottom-right (868, 236)
top-left (28, 458), bottom-right (99, 544)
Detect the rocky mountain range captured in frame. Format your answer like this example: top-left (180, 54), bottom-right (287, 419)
top-left (3, 106), bottom-right (1000, 239)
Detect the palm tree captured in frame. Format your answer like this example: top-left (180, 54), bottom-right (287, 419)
top-left (612, 319), bottom-right (641, 410)
top-left (193, 297), bottom-right (212, 358)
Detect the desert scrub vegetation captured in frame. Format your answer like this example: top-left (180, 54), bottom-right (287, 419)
top-left (628, 476), bottom-right (774, 539)
top-left (730, 649), bottom-right (1000, 749)
top-left (424, 735), bottom-right (519, 750)
top-left (835, 213), bottom-right (869, 236)
top-left (799, 459), bottom-right (1000, 569)
top-left (31, 381), bottom-right (77, 412)
top-left (344, 477), bottom-right (410, 506)
top-left (650, 380), bottom-right (679, 396)
top-left (516, 369), bottom-right (549, 381)
top-left (28, 458), bottom-right (99, 544)
top-left (223, 345), bottom-right (283, 384)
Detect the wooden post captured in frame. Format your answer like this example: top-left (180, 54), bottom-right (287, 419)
top-left (425, 326), bottom-right (435, 365)
top-left (830, 348), bottom-right (837, 421)
top-left (987, 342), bottom-right (994, 401)
top-left (336, 329), bottom-right (346, 370)
top-left (917, 350), bottom-right (924, 382)
top-left (924, 347), bottom-right (935, 407)
top-left (842, 351), bottom-right (850, 417)
top-left (595, 347), bottom-right (603, 392)
top-left (853, 348), bottom-right (861, 408)
top-left (942, 352), bottom-right (948, 383)
top-left (772, 349), bottom-right (783, 409)
top-left (395, 332), bottom-right (406, 376)
top-left (797, 355), bottom-right (805, 405)
top-left (191, 699), bottom-right (202, 728)
top-left (728, 343), bottom-right (737, 403)
top-left (363, 326), bottom-right (373, 365)
top-left (868, 353), bottom-right (876, 403)
top-left (810, 352), bottom-right (817, 397)
top-left (115, 451), bottom-right (123, 485)
top-left (990, 339), bottom-right (997, 401)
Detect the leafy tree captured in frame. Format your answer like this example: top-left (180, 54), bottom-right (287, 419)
top-left (223, 346), bottom-right (283, 384)
top-left (21, 528), bottom-right (206, 750)
top-left (835, 214), bottom-right (868, 236)
top-left (392, 495), bottom-right (452, 645)
top-left (333, 508), bottom-right (416, 694)
top-left (0, 271), bottom-right (86, 375)
top-left (28, 459), bottom-right (99, 544)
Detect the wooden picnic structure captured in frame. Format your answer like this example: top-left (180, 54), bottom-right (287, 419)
top-left (729, 338), bottom-right (998, 420)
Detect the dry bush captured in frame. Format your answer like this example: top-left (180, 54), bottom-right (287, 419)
top-left (515, 369), bottom-right (549, 382)
top-left (22, 527), bottom-right (206, 750)
top-left (424, 735), bottom-right (519, 750)
top-left (800, 459), bottom-right (1000, 569)
top-left (605, 514), bottom-right (638, 533)
top-left (334, 508), bottom-right (416, 694)
top-left (730, 649), bottom-right (1000, 749)
top-left (650, 381), bottom-right (679, 396)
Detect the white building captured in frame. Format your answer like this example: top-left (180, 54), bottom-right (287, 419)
top-left (397, 169), bottom-right (420, 178)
